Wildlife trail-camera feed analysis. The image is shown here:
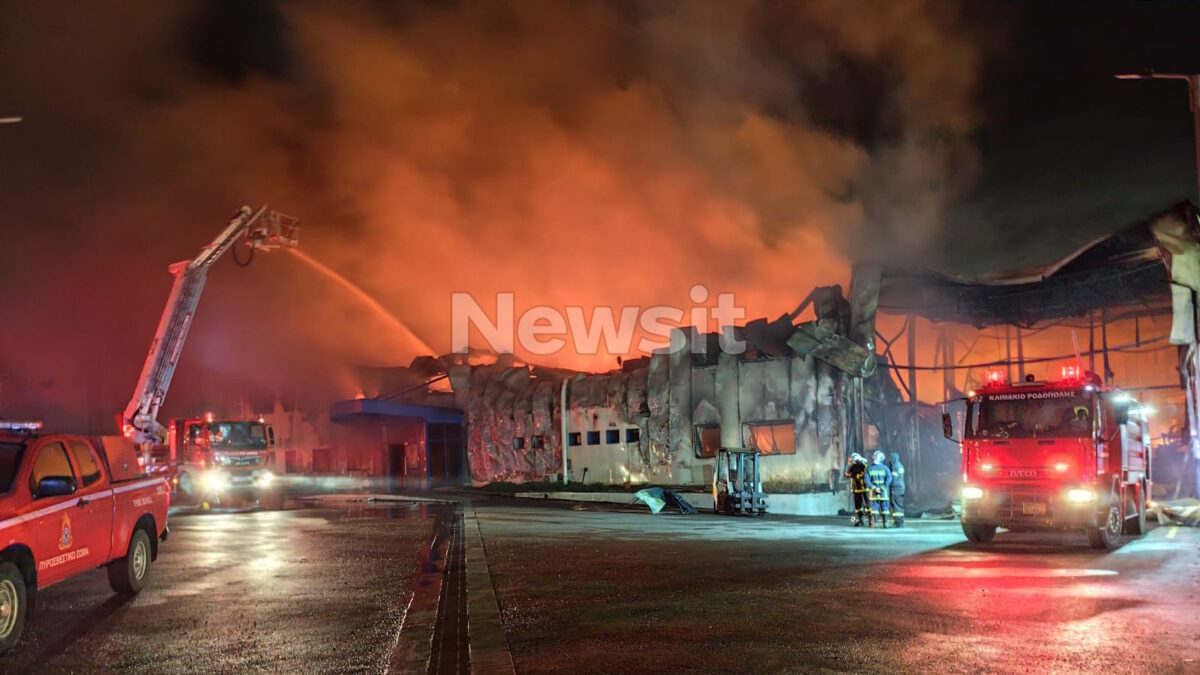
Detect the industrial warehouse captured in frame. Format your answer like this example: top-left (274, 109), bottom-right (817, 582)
top-left (315, 203), bottom-right (1200, 524)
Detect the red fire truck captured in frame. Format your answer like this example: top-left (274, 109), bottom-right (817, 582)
top-left (0, 422), bottom-right (169, 653)
top-left (946, 364), bottom-right (1151, 549)
top-left (121, 206), bottom-right (296, 508)
top-left (148, 414), bottom-right (279, 507)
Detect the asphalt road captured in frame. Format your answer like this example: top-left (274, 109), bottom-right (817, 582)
top-left (3, 501), bottom-right (434, 674)
top-left (479, 503), bottom-right (1200, 674)
top-left (2, 498), bottom-right (1197, 674)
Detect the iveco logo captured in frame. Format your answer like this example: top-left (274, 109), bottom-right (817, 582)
top-left (1008, 470), bottom-right (1038, 478)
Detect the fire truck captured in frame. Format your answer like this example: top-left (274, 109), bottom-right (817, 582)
top-left (945, 364), bottom-right (1151, 549)
top-left (148, 414), bottom-right (279, 506)
top-left (121, 206), bottom-right (297, 506)
top-left (0, 422), bottom-right (169, 653)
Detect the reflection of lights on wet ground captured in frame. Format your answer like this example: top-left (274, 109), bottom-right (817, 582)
top-left (897, 566), bottom-right (1118, 578)
top-left (250, 553), bottom-right (285, 578)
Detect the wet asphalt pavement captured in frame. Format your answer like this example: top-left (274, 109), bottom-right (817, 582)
top-left (479, 503), bottom-right (1200, 674)
top-left (3, 501), bottom-right (434, 674)
top-left (2, 497), bottom-right (1198, 674)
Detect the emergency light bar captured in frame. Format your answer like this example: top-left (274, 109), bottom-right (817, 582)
top-left (984, 368), bottom-right (1006, 387)
top-left (1061, 364), bottom-right (1081, 381)
top-left (0, 420), bottom-right (43, 433)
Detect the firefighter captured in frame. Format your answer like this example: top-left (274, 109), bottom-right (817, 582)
top-left (866, 450), bottom-right (893, 528)
top-left (889, 452), bottom-right (906, 528)
top-left (1067, 406), bottom-right (1091, 434)
top-left (844, 453), bottom-right (870, 526)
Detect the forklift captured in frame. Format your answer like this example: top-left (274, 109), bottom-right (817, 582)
top-left (713, 447), bottom-right (767, 515)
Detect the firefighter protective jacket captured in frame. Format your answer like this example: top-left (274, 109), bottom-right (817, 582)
top-left (867, 462), bottom-right (892, 501)
top-left (890, 455), bottom-right (906, 496)
top-left (845, 459), bottom-right (869, 493)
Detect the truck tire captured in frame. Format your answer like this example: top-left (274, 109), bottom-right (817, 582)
top-left (1123, 485), bottom-right (1147, 536)
top-left (108, 529), bottom-right (152, 595)
top-left (1088, 495), bottom-right (1123, 550)
top-left (962, 521), bottom-right (997, 543)
top-left (0, 562), bottom-right (27, 655)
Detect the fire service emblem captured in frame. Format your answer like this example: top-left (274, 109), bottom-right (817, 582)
top-left (59, 513), bottom-right (72, 551)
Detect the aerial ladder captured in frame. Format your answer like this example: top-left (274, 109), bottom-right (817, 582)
top-left (122, 205), bottom-right (299, 448)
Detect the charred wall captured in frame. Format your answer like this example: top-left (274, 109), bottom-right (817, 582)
top-left (451, 323), bottom-right (856, 493)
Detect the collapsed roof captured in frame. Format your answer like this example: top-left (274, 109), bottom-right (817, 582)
top-left (873, 201), bottom-right (1199, 328)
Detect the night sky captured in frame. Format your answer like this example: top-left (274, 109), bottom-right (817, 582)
top-left (2, 1), bottom-right (1199, 430)
top-left (942, 2), bottom-right (1200, 271)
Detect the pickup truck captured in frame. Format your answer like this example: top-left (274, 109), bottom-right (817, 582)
top-left (0, 423), bottom-right (169, 654)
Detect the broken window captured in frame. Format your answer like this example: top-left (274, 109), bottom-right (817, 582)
top-left (625, 428), bottom-right (640, 443)
top-left (694, 425), bottom-right (720, 459)
top-left (568, 432), bottom-right (582, 446)
top-left (513, 437), bottom-right (525, 451)
top-left (744, 422), bottom-right (795, 455)
top-left (531, 435), bottom-right (544, 449)
top-left (586, 431), bottom-right (601, 445)
top-left (606, 429), bottom-right (620, 444)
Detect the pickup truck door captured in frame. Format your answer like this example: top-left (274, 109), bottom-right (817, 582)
top-left (65, 440), bottom-right (114, 567)
top-left (26, 440), bottom-right (88, 586)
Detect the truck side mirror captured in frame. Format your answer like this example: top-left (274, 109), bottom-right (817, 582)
top-left (267, 426), bottom-right (276, 447)
top-left (942, 412), bottom-right (954, 440)
top-left (36, 475), bottom-right (76, 499)
top-left (1114, 404), bottom-right (1129, 426)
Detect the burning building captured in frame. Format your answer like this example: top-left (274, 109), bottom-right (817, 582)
top-left (330, 286), bottom-right (928, 514)
top-left (328, 201), bottom-right (1200, 513)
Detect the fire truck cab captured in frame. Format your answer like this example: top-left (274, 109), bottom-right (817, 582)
top-left (147, 415), bottom-right (279, 507)
top-left (947, 365), bottom-right (1151, 549)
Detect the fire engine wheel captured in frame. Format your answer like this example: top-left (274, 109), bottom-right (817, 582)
top-left (961, 521), bottom-right (997, 543)
top-left (1088, 495), bottom-right (1124, 550)
top-left (108, 529), bottom-right (152, 595)
top-left (0, 562), bottom-right (27, 654)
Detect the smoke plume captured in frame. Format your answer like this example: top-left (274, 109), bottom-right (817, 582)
top-left (0, 0), bottom-right (979, 429)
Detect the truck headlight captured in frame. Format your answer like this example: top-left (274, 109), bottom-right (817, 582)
top-left (962, 486), bottom-right (984, 500)
top-left (214, 454), bottom-right (231, 465)
top-left (255, 471), bottom-right (275, 488)
top-left (1067, 488), bottom-right (1094, 503)
top-left (200, 470), bottom-right (229, 493)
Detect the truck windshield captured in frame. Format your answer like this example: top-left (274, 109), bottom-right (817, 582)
top-left (0, 442), bottom-right (25, 493)
top-left (967, 390), bottom-right (1095, 439)
top-left (190, 422), bottom-right (268, 450)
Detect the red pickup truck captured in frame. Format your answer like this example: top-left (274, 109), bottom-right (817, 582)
top-left (0, 423), bottom-right (169, 653)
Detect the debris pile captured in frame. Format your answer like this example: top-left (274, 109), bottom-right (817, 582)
top-left (1151, 499), bottom-right (1200, 527)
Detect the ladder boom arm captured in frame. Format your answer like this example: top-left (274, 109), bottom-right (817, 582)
top-left (122, 205), bottom-right (268, 444)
